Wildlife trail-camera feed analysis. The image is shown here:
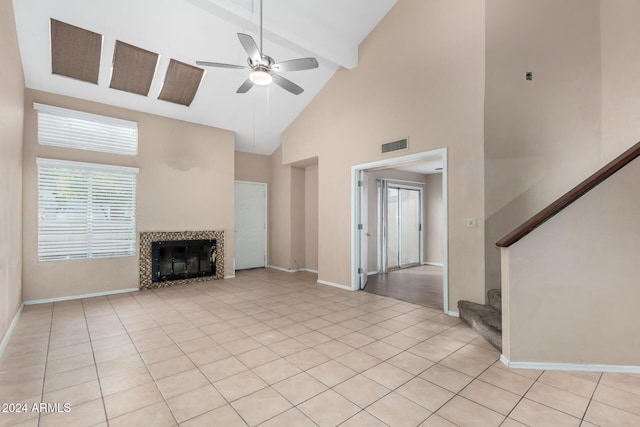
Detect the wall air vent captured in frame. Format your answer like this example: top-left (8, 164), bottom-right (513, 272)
top-left (381, 138), bottom-right (409, 154)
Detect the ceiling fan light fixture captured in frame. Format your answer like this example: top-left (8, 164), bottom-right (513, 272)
top-left (249, 70), bottom-right (272, 86)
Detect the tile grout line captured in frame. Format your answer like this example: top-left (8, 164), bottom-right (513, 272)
top-left (304, 308), bottom-right (479, 426)
top-left (577, 371), bottom-right (640, 422)
top-left (499, 368), bottom-right (544, 425)
top-left (132, 285), bottom-right (253, 426)
top-left (81, 297), bottom-right (111, 427)
top-left (105, 292), bottom-right (182, 426)
top-left (579, 371), bottom-right (603, 425)
top-left (177, 284), bottom-right (273, 425)
top-left (401, 341), bottom-right (497, 425)
top-left (36, 305), bottom-right (55, 427)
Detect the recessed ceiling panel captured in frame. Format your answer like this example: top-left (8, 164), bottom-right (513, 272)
top-left (50, 19), bottom-right (102, 84)
top-left (109, 40), bottom-right (159, 96)
top-left (158, 59), bottom-right (204, 106)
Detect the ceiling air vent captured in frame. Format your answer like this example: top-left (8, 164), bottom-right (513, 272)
top-left (381, 138), bottom-right (408, 154)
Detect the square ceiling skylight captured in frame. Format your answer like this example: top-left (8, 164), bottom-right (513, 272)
top-left (157, 59), bottom-right (204, 107)
top-left (109, 40), bottom-right (159, 96)
top-left (50, 19), bottom-right (102, 84)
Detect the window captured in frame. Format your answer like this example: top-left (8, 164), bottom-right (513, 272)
top-left (37, 158), bottom-right (138, 262)
top-left (34, 103), bottom-right (138, 156)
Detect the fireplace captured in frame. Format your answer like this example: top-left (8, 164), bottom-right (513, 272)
top-left (139, 230), bottom-right (225, 289)
top-left (152, 239), bottom-right (216, 283)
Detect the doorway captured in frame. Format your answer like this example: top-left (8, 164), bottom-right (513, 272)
top-left (234, 181), bottom-right (267, 270)
top-left (352, 148), bottom-right (450, 314)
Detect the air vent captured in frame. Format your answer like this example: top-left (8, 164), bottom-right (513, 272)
top-left (381, 138), bottom-right (409, 154)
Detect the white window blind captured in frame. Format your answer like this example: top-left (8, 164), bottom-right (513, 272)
top-left (37, 158), bottom-right (139, 262)
top-left (34, 103), bottom-right (138, 156)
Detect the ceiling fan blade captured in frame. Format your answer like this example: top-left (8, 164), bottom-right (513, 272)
top-left (196, 61), bottom-right (247, 69)
top-left (271, 74), bottom-right (304, 95)
top-left (272, 58), bottom-right (319, 72)
top-left (237, 33), bottom-right (261, 63)
top-left (236, 78), bottom-right (254, 94)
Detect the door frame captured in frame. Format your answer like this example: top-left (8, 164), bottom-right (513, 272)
top-left (351, 148), bottom-right (450, 314)
top-left (234, 180), bottom-right (268, 270)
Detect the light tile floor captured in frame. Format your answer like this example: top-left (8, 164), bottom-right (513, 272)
top-left (1, 269), bottom-right (638, 426)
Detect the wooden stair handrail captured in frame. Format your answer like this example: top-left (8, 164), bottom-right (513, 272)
top-left (496, 141), bottom-right (640, 248)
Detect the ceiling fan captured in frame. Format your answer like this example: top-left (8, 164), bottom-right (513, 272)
top-left (196, 0), bottom-right (318, 95)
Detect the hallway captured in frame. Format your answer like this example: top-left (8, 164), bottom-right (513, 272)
top-left (364, 265), bottom-right (443, 310)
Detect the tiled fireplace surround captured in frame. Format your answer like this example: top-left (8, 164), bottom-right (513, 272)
top-left (139, 230), bottom-right (225, 290)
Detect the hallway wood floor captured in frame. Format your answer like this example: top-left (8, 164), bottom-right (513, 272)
top-left (364, 265), bottom-right (443, 310)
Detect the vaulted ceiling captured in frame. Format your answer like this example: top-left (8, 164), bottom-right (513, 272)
top-left (12, 0), bottom-right (397, 154)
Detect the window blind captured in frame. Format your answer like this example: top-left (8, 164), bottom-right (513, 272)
top-left (34, 103), bottom-right (138, 156)
top-left (37, 158), bottom-right (139, 262)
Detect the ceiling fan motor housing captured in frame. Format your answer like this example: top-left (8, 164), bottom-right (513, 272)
top-left (249, 54), bottom-right (274, 71)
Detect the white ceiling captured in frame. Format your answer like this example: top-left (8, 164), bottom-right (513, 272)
top-left (396, 160), bottom-right (443, 175)
top-left (365, 158), bottom-right (443, 175)
top-left (12, 0), bottom-right (397, 155)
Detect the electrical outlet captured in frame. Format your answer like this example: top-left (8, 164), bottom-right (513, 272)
top-left (526, 71), bottom-right (533, 81)
top-left (466, 217), bottom-right (478, 228)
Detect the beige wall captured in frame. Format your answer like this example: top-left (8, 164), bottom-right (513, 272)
top-left (502, 158), bottom-right (640, 366)
top-left (282, 0), bottom-right (486, 306)
top-left (22, 89), bottom-right (235, 301)
top-left (0, 0), bottom-right (24, 343)
top-left (290, 167), bottom-right (306, 270)
top-left (424, 173), bottom-right (443, 265)
top-left (268, 146), bottom-right (291, 269)
top-left (600, 0), bottom-right (640, 163)
top-left (235, 151), bottom-right (270, 183)
top-left (268, 146), bottom-right (320, 272)
top-left (304, 165), bottom-right (319, 271)
top-left (484, 0), bottom-right (602, 292)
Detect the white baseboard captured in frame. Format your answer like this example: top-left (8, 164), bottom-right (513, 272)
top-left (24, 288), bottom-right (139, 305)
top-left (317, 280), bottom-right (351, 291)
top-left (224, 275), bottom-right (236, 279)
top-left (0, 304), bottom-right (23, 359)
top-left (367, 271), bottom-right (379, 276)
top-left (500, 354), bottom-right (640, 374)
top-left (268, 265), bottom-right (317, 274)
top-left (424, 262), bottom-right (444, 267)
top-left (267, 265), bottom-right (298, 273)
top-left (445, 310), bottom-right (460, 317)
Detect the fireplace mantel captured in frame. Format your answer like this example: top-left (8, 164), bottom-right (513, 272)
top-left (139, 230), bottom-right (224, 289)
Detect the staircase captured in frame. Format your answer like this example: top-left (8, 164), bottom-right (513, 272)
top-left (458, 289), bottom-right (502, 351)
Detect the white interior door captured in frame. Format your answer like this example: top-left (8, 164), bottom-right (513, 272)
top-left (235, 181), bottom-right (266, 270)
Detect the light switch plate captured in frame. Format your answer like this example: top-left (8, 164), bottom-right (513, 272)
top-left (466, 217), bottom-right (478, 228)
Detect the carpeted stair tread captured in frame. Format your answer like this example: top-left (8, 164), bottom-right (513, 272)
top-left (458, 300), bottom-right (502, 352)
top-left (487, 289), bottom-right (501, 313)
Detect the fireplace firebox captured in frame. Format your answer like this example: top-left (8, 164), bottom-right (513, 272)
top-left (151, 239), bottom-right (216, 283)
